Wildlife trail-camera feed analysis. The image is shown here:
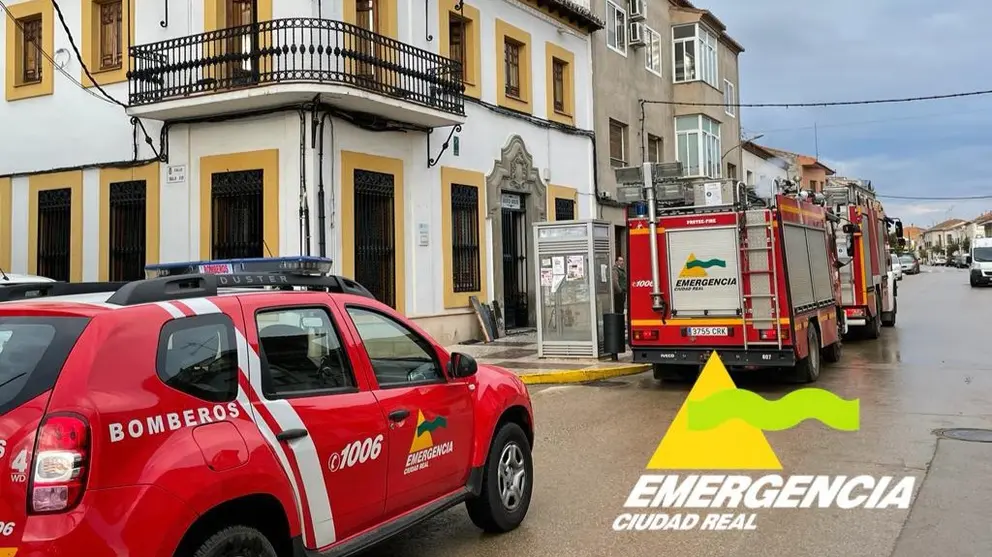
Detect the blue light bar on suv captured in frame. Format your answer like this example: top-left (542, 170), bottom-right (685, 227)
top-left (145, 256), bottom-right (334, 278)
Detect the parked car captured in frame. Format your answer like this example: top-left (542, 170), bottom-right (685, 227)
top-left (899, 254), bottom-right (920, 275)
top-left (0, 256), bottom-right (535, 557)
top-left (890, 253), bottom-right (903, 281)
top-left (933, 255), bottom-right (948, 266)
top-left (0, 272), bottom-right (55, 286)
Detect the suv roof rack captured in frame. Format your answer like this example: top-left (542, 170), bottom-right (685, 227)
top-left (0, 257), bottom-right (376, 305)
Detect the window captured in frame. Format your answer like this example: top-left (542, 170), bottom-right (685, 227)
top-left (724, 79), bottom-right (736, 117)
top-left (644, 26), bottom-right (661, 76)
top-left (96, 0), bottom-right (122, 71)
top-left (156, 314), bottom-right (239, 403)
top-left (17, 15), bottom-right (43, 85)
top-left (451, 184), bottom-right (481, 293)
top-left (672, 23), bottom-right (718, 87)
top-left (0, 316), bottom-right (87, 415)
top-left (675, 114), bottom-right (721, 178)
top-left (346, 307), bottom-right (443, 387)
top-left (606, 0), bottom-right (626, 55)
top-left (609, 119), bottom-right (627, 167)
top-left (647, 135), bottom-right (663, 163)
top-left (504, 38), bottom-right (522, 98)
top-left (746, 170), bottom-right (754, 185)
top-left (552, 58), bottom-right (566, 113)
top-left (448, 13), bottom-right (466, 82)
top-left (256, 307), bottom-right (356, 397)
top-left (555, 197), bottom-right (575, 220)
top-left (726, 163), bottom-right (737, 180)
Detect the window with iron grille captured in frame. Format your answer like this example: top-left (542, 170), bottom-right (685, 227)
top-left (211, 170), bottom-right (264, 260)
top-left (554, 197), bottom-right (575, 221)
top-left (108, 180), bottom-right (147, 281)
top-left (354, 170), bottom-right (397, 308)
top-left (609, 119), bottom-right (627, 167)
top-left (552, 58), bottom-right (566, 113)
top-left (450, 184), bottom-right (480, 293)
top-left (18, 15), bottom-right (43, 84)
top-left (97, 0), bottom-right (123, 71)
top-left (448, 14), bottom-right (466, 81)
top-left (37, 188), bottom-right (72, 282)
top-left (504, 38), bottom-right (522, 98)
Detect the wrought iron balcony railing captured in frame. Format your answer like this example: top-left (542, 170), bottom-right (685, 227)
top-left (128, 18), bottom-right (465, 117)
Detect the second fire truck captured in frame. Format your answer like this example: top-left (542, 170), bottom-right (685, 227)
top-left (624, 168), bottom-right (848, 383)
top-left (823, 179), bottom-right (902, 338)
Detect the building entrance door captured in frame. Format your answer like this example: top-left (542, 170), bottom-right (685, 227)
top-left (501, 192), bottom-right (529, 329)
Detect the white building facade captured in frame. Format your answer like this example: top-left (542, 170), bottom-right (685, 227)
top-left (0, 0), bottom-right (603, 344)
top-left (741, 141), bottom-right (787, 201)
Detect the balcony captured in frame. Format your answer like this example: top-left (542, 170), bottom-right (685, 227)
top-left (127, 18), bottom-right (465, 127)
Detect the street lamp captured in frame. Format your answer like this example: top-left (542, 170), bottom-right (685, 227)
top-left (722, 133), bottom-right (764, 160)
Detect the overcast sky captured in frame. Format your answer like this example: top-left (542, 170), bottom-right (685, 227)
top-left (701, 0), bottom-right (992, 227)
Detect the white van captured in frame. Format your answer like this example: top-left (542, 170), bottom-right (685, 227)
top-left (971, 236), bottom-right (992, 287)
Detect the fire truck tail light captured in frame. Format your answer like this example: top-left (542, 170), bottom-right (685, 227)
top-left (633, 329), bottom-right (659, 341)
top-left (759, 329), bottom-right (777, 341)
top-left (845, 308), bottom-right (866, 318)
top-left (30, 414), bottom-right (90, 514)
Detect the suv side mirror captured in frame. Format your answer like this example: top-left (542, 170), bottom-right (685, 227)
top-left (448, 352), bottom-right (478, 378)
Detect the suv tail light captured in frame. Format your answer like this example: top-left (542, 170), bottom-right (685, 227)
top-left (29, 413), bottom-right (90, 514)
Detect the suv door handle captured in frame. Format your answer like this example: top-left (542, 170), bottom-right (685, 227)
top-left (388, 409), bottom-right (410, 422)
top-left (276, 428), bottom-right (309, 442)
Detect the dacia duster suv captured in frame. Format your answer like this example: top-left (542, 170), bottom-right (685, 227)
top-left (0, 257), bottom-right (535, 557)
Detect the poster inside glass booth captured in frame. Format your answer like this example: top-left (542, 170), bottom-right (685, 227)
top-left (534, 220), bottom-right (614, 358)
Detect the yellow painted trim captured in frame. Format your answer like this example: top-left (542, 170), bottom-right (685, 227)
top-left (547, 184), bottom-right (578, 220)
top-left (631, 318), bottom-right (792, 327)
top-left (97, 163), bottom-right (160, 281)
top-left (437, 0), bottom-right (480, 99)
top-left (0, 178), bottom-right (10, 272)
top-left (27, 171), bottom-right (84, 282)
top-left (440, 167), bottom-right (488, 309)
top-left (544, 42), bottom-right (575, 126)
top-left (80, 0), bottom-right (135, 87)
top-left (342, 0), bottom-right (398, 38)
top-left (204, 0), bottom-right (272, 31)
top-left (519, 364), bottom-right (651, 385)
top-left (4, 0), bottom-right (55, 101)
top-left (629, 227), bottom-right (667, 236)
top-left (199, 150), bottom-right (280, 260)
top-left (340, 151), bottom-right (406, 315)
top-left (495, 19), bottom-right (532, 115)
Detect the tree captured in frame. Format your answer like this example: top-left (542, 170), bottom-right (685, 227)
top-left (961, 237), bottom-right (971, 252)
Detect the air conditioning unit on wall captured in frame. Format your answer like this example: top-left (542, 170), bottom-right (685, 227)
top-left (628, 0), bottom-right (646, 21)
top-left (629, 21), bottom-right (646, 47)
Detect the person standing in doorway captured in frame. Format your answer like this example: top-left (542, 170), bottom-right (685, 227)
top-left (612, 255), bottom-right (627, 315)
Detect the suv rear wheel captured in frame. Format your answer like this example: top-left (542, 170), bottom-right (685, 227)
top-left (191, 526), bottom-right (278, 557)
top-left (467, 422), bottom-right (533, 533)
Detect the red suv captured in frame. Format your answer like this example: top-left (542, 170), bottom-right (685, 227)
top-left (0, 257), bottom-right (534, 557)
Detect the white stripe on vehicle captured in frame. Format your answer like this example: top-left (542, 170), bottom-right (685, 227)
top-left (155, 302), bottom-right (185, 319)
top-left (175, 296), bottom-right (338, 548)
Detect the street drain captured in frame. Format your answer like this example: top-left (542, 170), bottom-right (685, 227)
top-left (582, 379), bottom-right (628, 388)
top-left (932, 428), bottom-right (992, 443)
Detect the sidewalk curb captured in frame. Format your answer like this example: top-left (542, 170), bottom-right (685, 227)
top-left (518, 363), bottom-right (652, 385)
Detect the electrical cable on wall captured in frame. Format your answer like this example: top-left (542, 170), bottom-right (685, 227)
top-left (0, 0), bottom-right (115, 105)
top-left (49, 0), bottom-right (162, 160)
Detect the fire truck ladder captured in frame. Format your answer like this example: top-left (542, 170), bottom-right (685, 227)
top-left (740, 209), bottom-right (783, 349)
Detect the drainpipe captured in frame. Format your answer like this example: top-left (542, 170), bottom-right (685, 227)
top-left (299, 108), bottom-right (312, 255)
top-left (316, 111), bottom-right (333, 258)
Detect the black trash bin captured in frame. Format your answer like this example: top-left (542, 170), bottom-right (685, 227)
top-left (602, 312), bottom-right (626, 360)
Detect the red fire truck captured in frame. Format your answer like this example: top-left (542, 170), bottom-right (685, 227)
top-left (625, 175), bottom-right (846, 383)
top-left (823, 179), bottom-right (902, 338)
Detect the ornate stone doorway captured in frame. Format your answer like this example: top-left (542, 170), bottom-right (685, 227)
top-left (486, 135), bottom-right (547, 330)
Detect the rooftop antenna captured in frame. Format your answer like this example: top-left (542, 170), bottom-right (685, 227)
top-left (814, 121), bottom-right (819, 160)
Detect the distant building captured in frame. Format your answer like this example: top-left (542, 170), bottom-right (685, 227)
top-left (741, 141), bottom-right (788, 201)
top-left (923, 219), bottom-right (971, 254)
top-left (762, 147), bottom-right (836, 192)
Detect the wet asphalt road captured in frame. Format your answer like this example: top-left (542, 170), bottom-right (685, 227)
top-left (361, 266), bottom-right (992, 557)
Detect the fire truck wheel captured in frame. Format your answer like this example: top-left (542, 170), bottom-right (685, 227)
top-left (792, 325), bottom-right (821, 383)
top-left (865, 295), bottom-right (882, 339)
top-left (822, 339), bottom-right (842, 364)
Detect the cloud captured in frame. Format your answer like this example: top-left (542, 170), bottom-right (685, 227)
top-left (700, 0), bottom-right (992, 222)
